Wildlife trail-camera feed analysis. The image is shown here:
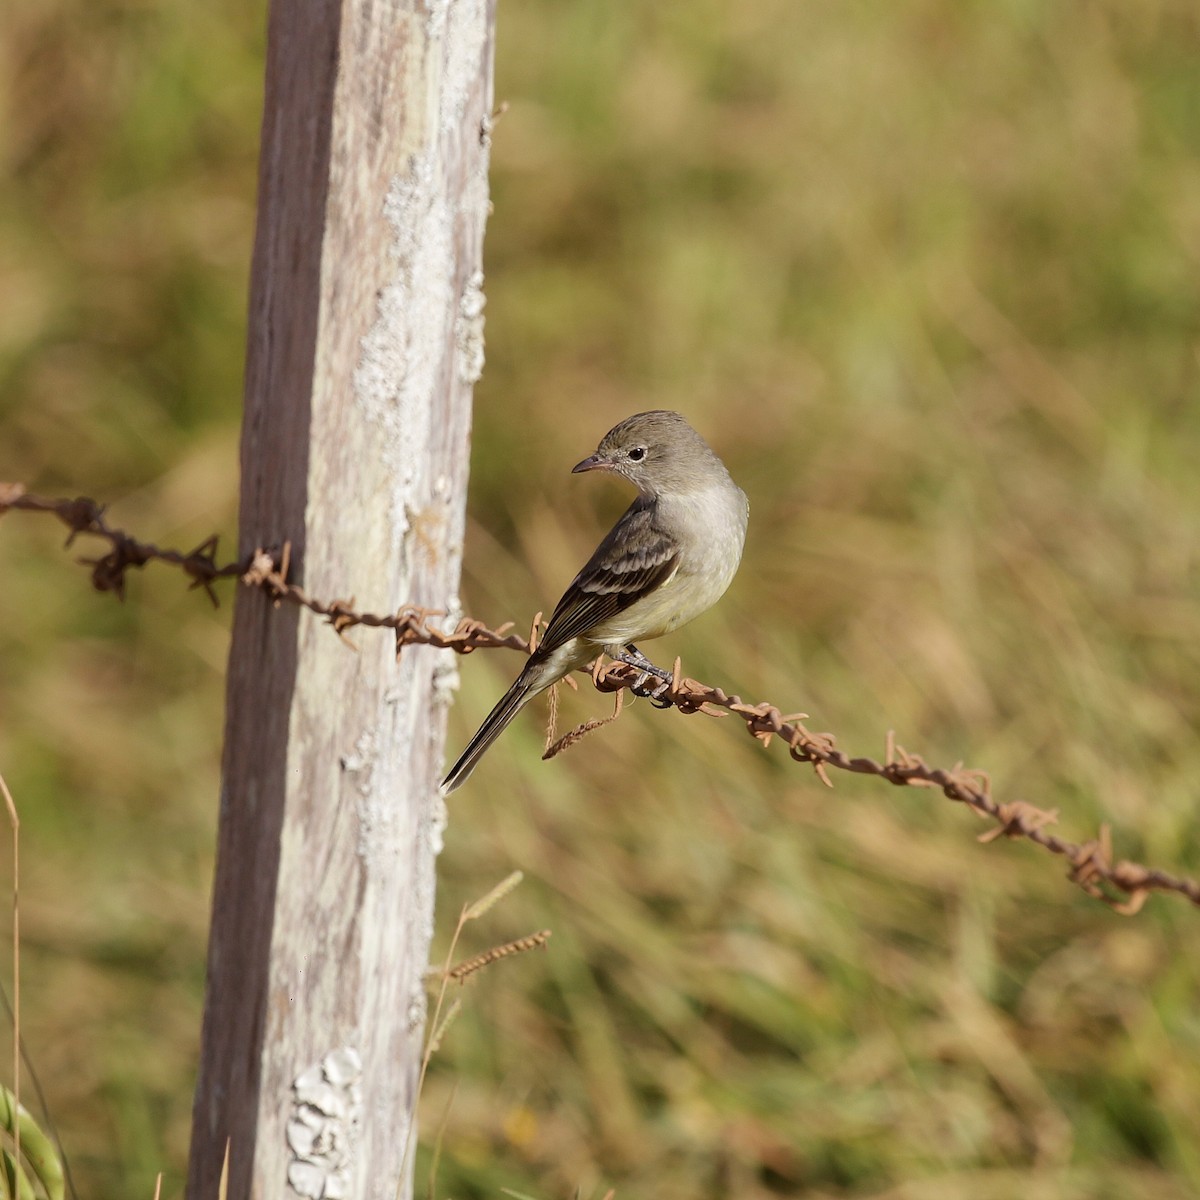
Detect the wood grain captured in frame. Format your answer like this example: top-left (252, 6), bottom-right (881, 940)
top-left (187, 2), bottom-right (494, 1196)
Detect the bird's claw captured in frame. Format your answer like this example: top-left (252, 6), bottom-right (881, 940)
top-left (630, 670), bottom-right (674, 707)
top-left (617, 646), bottom-right (674, 706)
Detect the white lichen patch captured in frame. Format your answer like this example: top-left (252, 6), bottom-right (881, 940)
top-left (431, 653), bottom-right (461, 710)
top-left (425, 0), bottom-right (450, 41)
top-left (455, 270), bottom-right (486, 384)
top-left (406, 980), bottom-right (429, 1035)
top-left (427, 788), bottom-right (447, 859)
top-left (287, 1048), bottom-right (364, 1199)
top-left (353, 155), bottom-right (453, 561)
top-left (439, 0), bottom-right (488, 137)
top-left (345, 723), bottom-right (405, 870)
top-left (431, 590), bottom-right (463, 709)
top-left (339, 727), bottom-right (377, 781)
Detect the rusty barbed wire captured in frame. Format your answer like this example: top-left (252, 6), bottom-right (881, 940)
top-left (3, 483), bottom-right (1198, 913)
top-left (0, 483), bottom-right (242, 604)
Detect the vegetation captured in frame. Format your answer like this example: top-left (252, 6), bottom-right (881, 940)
top-left (1, 0), bottom-right (1198, 1196)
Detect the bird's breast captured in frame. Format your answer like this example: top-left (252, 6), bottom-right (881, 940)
top-left (593, 482), bottom-right (747, 646)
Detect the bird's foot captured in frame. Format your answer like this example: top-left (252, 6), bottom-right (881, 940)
top-left (617, 645), bottom-right (674, 708)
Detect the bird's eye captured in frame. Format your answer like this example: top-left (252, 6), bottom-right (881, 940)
top-left (628, 446), bottom-right (646, 462)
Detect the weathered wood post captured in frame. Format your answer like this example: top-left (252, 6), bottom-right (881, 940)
top-left (187, 1), bottom-right (494, 1196)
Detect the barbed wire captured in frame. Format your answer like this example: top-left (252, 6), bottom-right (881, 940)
top-left (2, 482), bottom-right (1197, 913)
top-left (0, 484), bottom-right (242, 604)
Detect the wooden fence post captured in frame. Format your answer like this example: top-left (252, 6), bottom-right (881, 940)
top-left (186, 1), bottom-right (494, 1196)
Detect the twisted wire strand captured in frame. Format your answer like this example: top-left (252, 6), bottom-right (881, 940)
top-left (3, 483), bottom-right (1195, 913)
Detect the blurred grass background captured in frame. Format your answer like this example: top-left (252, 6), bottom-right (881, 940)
top-left (2, 0), bottom-right (1199, 1196)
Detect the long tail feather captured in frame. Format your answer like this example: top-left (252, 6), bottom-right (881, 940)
top-left (442, 670), bottom-right (540, 793)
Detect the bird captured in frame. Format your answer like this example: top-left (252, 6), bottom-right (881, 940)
top-left (442, 410), bottom-right (748, 792)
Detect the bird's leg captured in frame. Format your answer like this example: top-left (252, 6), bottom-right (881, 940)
top-left (615, 644), bottom-right (674, 707)
top-left (617, 644), bottom-right (671, 681)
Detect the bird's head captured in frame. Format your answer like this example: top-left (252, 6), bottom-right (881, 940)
top-left (572, 410), bottom-right (723, 499)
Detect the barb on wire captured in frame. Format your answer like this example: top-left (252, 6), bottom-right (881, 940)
top-left (0, 483), bottom-right (240, 604)
top-left (3, 484), bottom-right (1198, 913)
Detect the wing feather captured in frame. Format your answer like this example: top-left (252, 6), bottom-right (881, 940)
top-left (538, 501), bottom-right (680, 654)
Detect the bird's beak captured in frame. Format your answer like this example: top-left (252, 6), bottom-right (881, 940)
top-left (571, 453), bottom-right (614, 474)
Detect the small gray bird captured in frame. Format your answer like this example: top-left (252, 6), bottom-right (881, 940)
top-left (442, 410), bottom-right (748, 792)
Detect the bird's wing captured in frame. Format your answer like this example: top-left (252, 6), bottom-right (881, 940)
top-left (538, 501), bottom-right (680, 654)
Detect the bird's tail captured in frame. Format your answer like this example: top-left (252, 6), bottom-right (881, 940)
top-left (442, 666), bottom-right (543, 794)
